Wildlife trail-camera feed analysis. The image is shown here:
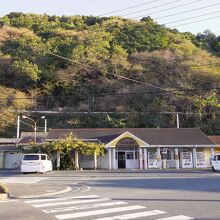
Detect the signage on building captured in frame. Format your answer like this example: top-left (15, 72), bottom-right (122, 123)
top-left (181, 152), bottom-right (193, 168)
top-left (148, 152), bottom-right (160, 168)
top-left (196, 152), bottom-right (207, 168)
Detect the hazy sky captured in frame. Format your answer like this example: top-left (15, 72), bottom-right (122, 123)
top-left (0, 0), bottom-right (220, 35)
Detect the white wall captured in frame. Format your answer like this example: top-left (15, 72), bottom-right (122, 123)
top-left (4, 152), bottom-right (23, 169)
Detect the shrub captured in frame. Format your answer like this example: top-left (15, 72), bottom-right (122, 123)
top-left (0, 184), bottom-right (8, 193)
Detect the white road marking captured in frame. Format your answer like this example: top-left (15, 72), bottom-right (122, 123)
top-left (43, 201), bottom-right (127, 214)
top-left (19, 186), bottom-right (72, 199)
top-left (156, 215), bottom-right (194, 220)
top-left (0, 200), bottom-right (19, 203)
top-left (0, 177), bottom-right (49, 184)
top-left (55, 205), bottom-right (146, 220)
top-left (95, 210), bottom-right (167, 220)
top-left (25, 195), bottom-right (98, 203)
top-left (33, 197), bottom-right (110, 208)
top-left (81, 185), bottom-right (91, 193)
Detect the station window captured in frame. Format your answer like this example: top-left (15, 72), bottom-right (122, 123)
top-left (126, 152), bottom-right (134, 160)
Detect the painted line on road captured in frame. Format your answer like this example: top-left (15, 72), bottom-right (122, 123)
top-left (43, 201), bottom-right (127, 214)
top-left (33, 197), bottom-right (109, 208)
top-left (25, 195), bottom-right (99, 203)
top-left (80, 184), bottom-right (91, 193)
top-left (0, 199), bottom-right (19, 203)
top-left (156, 215), bottom-right (194, 220)
top-left (95, 210), bottom-right (167, 220)
top-left (18, 186), bottom-right (72, 199)
top-left (0, 177), bottom-right (49, 184)
top-left (55, 205), bottom-right (146, 219)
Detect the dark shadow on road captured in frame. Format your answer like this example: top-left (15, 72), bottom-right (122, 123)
top-left (87, 177), bottom-right (220, 193)
top-left (111, 197), bottom-right (220, 203)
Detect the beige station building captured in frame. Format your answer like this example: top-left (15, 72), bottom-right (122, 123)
top-left (46, 128), bottom-right (219, 170)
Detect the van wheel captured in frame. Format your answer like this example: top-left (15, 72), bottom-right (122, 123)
top-left (41, 168), bottom-right (45, 174)
top-left (212, 166), bottom-right (215, 172)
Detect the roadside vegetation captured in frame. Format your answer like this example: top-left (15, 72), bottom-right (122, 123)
top-left (19, 133), bottom-right (104, 169)
top-left (0, 13), bottom-right (220, 134)
top-left (0, 183), bottom-right (8, 194)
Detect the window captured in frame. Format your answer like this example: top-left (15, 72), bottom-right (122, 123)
top-left (126, 152), bottom-right (134, 160)
top-left (41, 155), bottom-right (46, 160)
top-left (23, 155), bottom-right (39, 160)
top-left (214, 155), bottom-right (220, 161)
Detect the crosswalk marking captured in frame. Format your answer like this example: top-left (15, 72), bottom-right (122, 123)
top-left (95, 210), bottom-right (167, 220)
top-left (42, 201), bottom-right (127, 214)
top-left (24, 194), bottom-right (195, 220)
top-left (155, 215), bottom-right (194, 220)
top-left (55, 205), bottom-right (146, 220)
top-left (33, 197), bottom-right (110, 208)
top-left (25, 195), bottom-right (99, 203)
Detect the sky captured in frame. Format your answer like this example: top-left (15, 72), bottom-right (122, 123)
top-left (0, 0), bottom-right (220, 35)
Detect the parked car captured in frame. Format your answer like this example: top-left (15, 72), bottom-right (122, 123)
top-left (211, 153), bottom-right (220, 172)
top-left (21, 153), bottom-right (52, 174)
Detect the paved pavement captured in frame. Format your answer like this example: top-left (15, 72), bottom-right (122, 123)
top-left (0, 172), bottom-right (69, 198)
top-left (0, 169), bottom-right (217, 198)
top-left (0, 169), bottom-right (220, 219)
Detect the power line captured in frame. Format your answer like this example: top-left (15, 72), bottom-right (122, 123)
top-left (122, 0), bottom-right (183, 17)
top-left (164, 10), bottom-right (220, 25)
top-left (97, 0), bottom-right (161, 17)
top-left (154, 2), bottom-right (220, 20)
top-left (46, 51), bottom-right (168, 92)
top-left (1, 86), bottom-right (220, 101)
top-left (132, 0), bottom-right (204, 19)
top-left (171, 15), bottom-right (220, 28)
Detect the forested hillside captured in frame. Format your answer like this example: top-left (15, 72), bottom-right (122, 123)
top-left (0, 13), bottom-right (220, 135)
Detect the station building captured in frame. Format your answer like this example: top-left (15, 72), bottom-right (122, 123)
top-left (47, 128), bottom-right (218, 170)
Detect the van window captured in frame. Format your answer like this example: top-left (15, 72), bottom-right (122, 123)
top-left (214, 155), bottom-right (220, 161)
top-left (23, 155), bottom-right (39, 160)
top-left (41, 155), bottom-right (46, 160)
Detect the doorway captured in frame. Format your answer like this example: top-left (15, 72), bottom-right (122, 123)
top-left (118, 152), bottom-right (126, 168)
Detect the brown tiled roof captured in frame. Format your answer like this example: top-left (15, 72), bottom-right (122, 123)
top-left (19, 132), bottom-right (47, 145)
top-left (208, 136), bottom-right (220, 144)
top-left (19, 136), bottom-right (45, 144)
top-left (47, 128), bottom-right (214, 145)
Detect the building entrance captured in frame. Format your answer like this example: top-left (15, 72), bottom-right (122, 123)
top-left (116, 138), bottom-right (139, 169)
top-left (118, 152), bottom-right (126, 168)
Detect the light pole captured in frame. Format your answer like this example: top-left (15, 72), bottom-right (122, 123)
top-left (22, 116), bottom-right (45, 143)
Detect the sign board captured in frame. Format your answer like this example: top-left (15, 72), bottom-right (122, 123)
top-left (161, 148), bottom-right (168, 154)
top-left (148, 152), bottom-right (161, 168)
top-left (181, 152), bottom-right (193, 168)
top-left (196, 152), bottom-right (207, 168)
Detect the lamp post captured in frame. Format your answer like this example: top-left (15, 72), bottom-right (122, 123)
top-left (22, 116), bottom-right (45, 143)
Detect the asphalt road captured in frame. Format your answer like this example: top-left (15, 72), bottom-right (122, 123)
top-left (0, 170), bottom-right (220, 220)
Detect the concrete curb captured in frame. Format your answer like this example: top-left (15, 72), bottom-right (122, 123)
top-left (16, 185), bottom-right (72, 199)
top-left (0, 193), bottom-right (10, 200)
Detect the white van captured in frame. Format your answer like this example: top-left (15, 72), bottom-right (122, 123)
top-left (21, 154), bottom-right (52, 174)
top-left (211, 153), bottom-right (220, 172)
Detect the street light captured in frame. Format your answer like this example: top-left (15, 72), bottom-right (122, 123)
top-left (22, 116), bottom-right (46, 144)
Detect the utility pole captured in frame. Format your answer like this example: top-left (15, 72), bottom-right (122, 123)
top-left (16, 115), bottom-right (20, 141)
top-left (176, 113), bottom-right (180, 128)
top-left (22, 115), bottom-right (45, 144)
top-left (44, 118), bottom-right (47, 133)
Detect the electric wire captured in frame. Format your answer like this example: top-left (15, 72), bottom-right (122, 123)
top-left (97, 0), bottom-right (161, 17)
top-left (164, 10), bottom-right (220, 25)
top-left (154, 2), bottom-right (220, 20)
top-left (131, 0), bottom-right (205, 19)
top-left (46, 51), bottom-right (168, 92)
top-left (122, 0), bottom-right (183, 17)
top-left (171, 15), bottom-right (220, 28)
